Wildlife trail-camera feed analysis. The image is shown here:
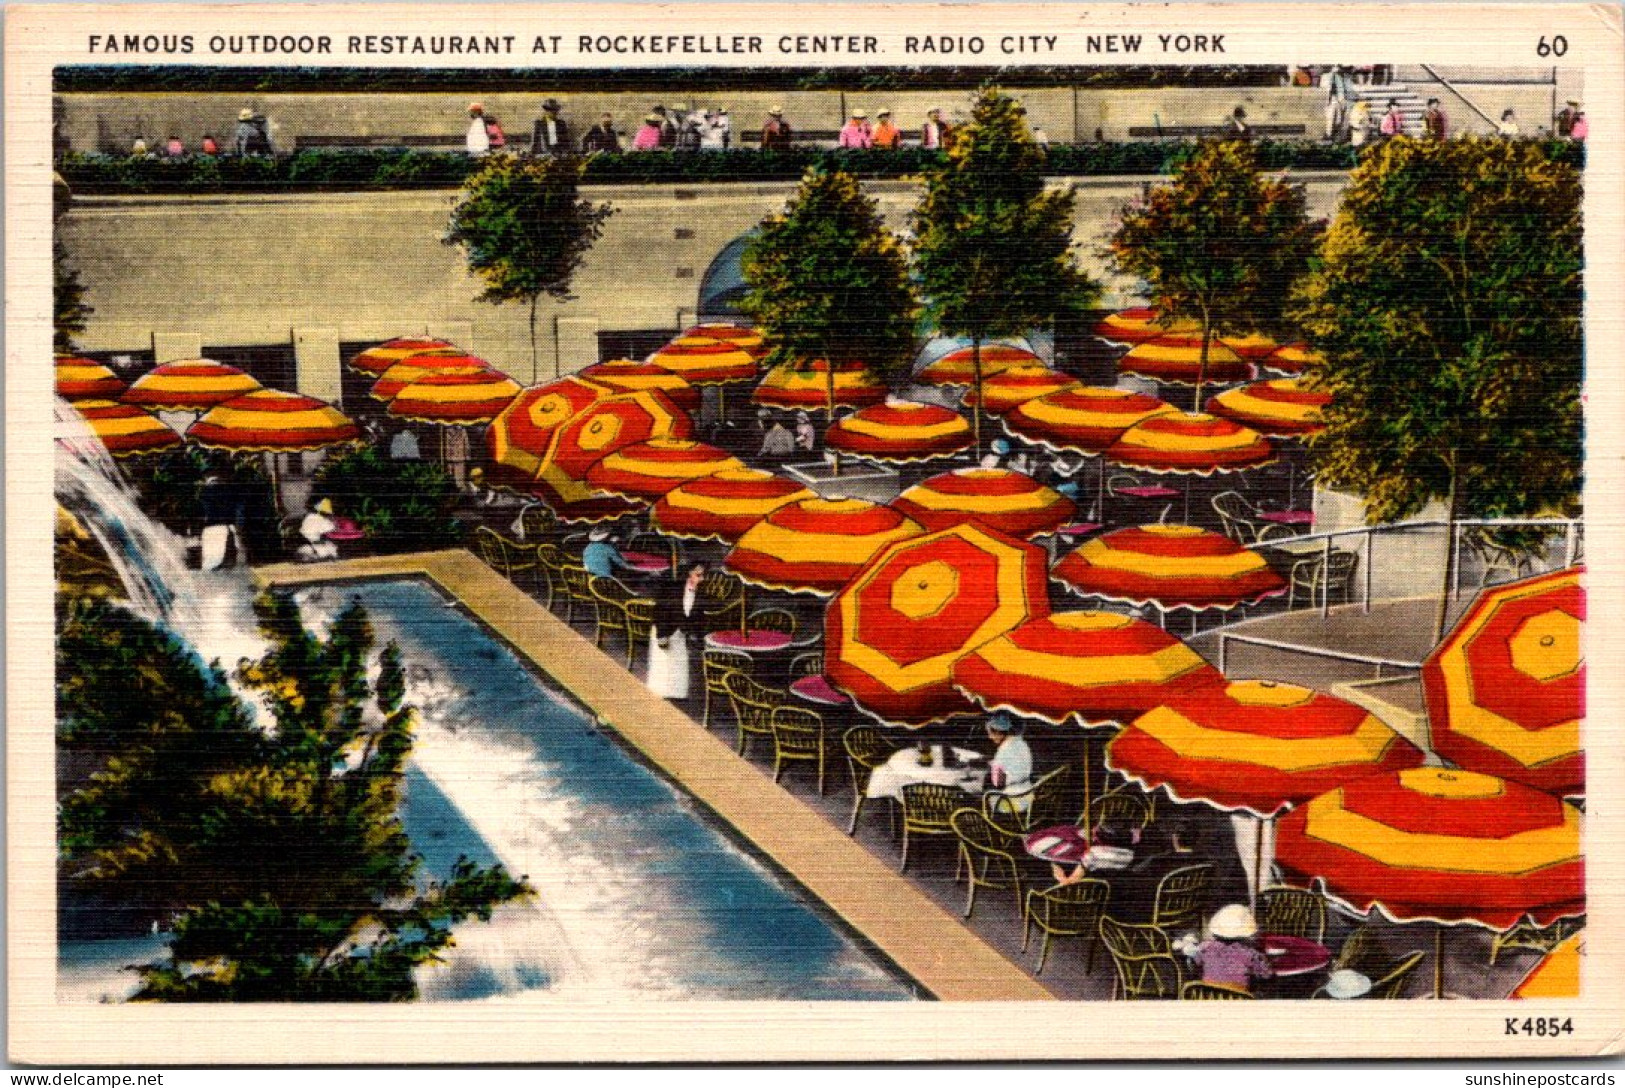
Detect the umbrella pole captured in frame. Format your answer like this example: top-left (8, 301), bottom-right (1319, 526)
top-left (1252, 817), bottom-right (1265, 908)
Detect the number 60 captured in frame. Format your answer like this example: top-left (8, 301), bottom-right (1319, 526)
top-left (1538, 34), bottom-right (1568, 57)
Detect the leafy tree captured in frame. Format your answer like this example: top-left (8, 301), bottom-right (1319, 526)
top-left (911, 86), bottom-right (1100, 454)
top-left (740, 167), bottom-right (918, 420)
top-left (1291, 137), bottom-right (1582, 639)
top-left (312, 445), bottom-right (462, 554)
top-left (54, 238), bottom-right (93, 353)
top-left (444, 154), bottom-right (614, 381)
top-left (57, 593), bottom-right (530, 1000)
top-left (1110, 139), bottom-right (1319, 408)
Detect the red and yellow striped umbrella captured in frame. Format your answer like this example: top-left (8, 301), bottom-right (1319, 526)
top-left (648, 336), bottom-right (759, 386)
top-left (1118, 336), bottom-right (1254, 387)
top-left (1092, 307), bottom-right (1200, 345)
top-left (826, 524), bottom-right (1050, 727)
top-left (1106, 411), bottom-right (1275, 475)
top-left (1274, 767), bottom-right (1584, 930)
top-left (348, 337), bottom-right (460, 377)
top-left (916, 343), bottom-right (1044, 388)
top-left (387, 368), bottom-right (521, 426)
top-left (683, 323), bottom-right (767, 358)
top-left (650, 469), bottom-right (816, 544)
top-left (1106, 680), bottom-right (1428, 817)
top-left (1003, 386), bottom-right (1177, 455)
top-left (953, 610), bottom-right (1223, 728)
top-left (1422, 567), bottom-right (1585, 798)
top-left (962, 366), bottom-right (1082, 416)
top-left (69, 399), bottom-right (183, 457)
top-left (891, 468), bottom-right (1076, 540)
top-left (1054, 524), bottom-right (1287, 612)
top-left (823, 400), bottom-right (973, 463)
top-left (56, 356), bottom-right (127, 401)
top-left (123, 359), bottom-right (263, 412)
top-left (585, 437), bottom-right (745, 501)
top-left (726, 498), bottom-right (924, 597)
top-left (1206, 378), bottom-right (1331, 438)
top-left (187, 388), bottom-right (361, 453)
top-left (752, 360), bottom-right (889, 412)
top-left (484, 376), bottom-right (613, 488)
top-left (532, 389), bottom-right (692, 503)
top-left (1262, 342), bottom-right (1324, 376)
top-left (1220, 331), bottom-right (1280, 362)
top-left (371, 355), bottom-right (493, 402)
top-left (577, 359), bottom-right (701, 412)
top-left (1511, 933), bottom-right (1582, 999)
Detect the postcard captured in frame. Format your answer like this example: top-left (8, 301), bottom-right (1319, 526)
top-left (7, 0), bottom-right (1623, 1064)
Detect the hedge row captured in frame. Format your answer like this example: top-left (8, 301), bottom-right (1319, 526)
top-left (56, 141), bottom-right (1582, 195)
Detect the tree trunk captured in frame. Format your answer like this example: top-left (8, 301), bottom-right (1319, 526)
top-left (1433, 468), bottom-right (1460, 644)
top-left (971, 336), bottom-right (984, 459)
top-left (1194, 305), bottom-right (1212, 412)
top-left (528, 296), bottom-right (540, 385)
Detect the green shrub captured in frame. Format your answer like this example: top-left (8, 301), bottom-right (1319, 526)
top-left (311, 445), bottom-right (462, 554)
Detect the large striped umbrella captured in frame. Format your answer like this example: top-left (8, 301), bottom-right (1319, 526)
top-left (1220, 331), bottom-right (1280, 363)
top-left (1262, 342), bottom-right (1323, 377)
top-left (953, 611), bottom-right (1224, 729)
top-left (1092, 307), bottom-right (1200, 346)
top-left (752, 360), bottom-right (889, 413)
top-left (483, 377), bottom-right (612, 491)
top-left (726, 498), bottom-right (924, 597)
top-left (187, 388), bottom-right (361, 453)
top-left (916, 343), bottom-right (1043, 388)
top-left (1422, 567), bottom-right (1584, 798)
top-left (891, 468), bottom-right (1076, 540)
top-left (528, 390), bottom-right (692, 516)
top-left (578, 359), bottom-right (701, 412)
top-left (585, 437), bottom-right (745, 501)
top-left (123, 359), bottom-right (263, 412)
top-left (826, 524), bottom-right (1050, 727)
top-left (1511, 933), bottom-right (1582, 999)
top-left (1206, 378), bottom-right (1330, 438)
top-left (1106, 411), bottom-right (1274, 476)
top-left (387, 369), bottom-right (521, 426)
top-left (962, 366), bottom-right (1082, 417)
top-left (1275, 767), bottom-right (1585, 997)
top-left (1118, 336), bottom-right (1254, 388)
top-left (823, 400), bottom-right (974, 464)
top-left (1003, 386), bottom-right (1177, 455)
top-left (371, 355), bottom-right (492, 402)
top-left (69, 399), bottom-right (183, 457)
top-left (1053, 524), bottom-right (1287, 613)
top-left (648, 336), bottom-right (759, 386)
top-left (348, 337), bottom-right (460, 377)
top-left (56, 356), bottom-right (127, 401)
top-left (650, 469), bottom-right (815, 545)
top-left (683, 322), bottom-right (767, 358)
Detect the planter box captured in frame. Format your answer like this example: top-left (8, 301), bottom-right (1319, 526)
top-left (782, 460), bottom-right (901, 503)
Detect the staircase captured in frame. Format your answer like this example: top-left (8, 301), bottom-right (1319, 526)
top-left (1353, 83), bottom-right (1427, 137)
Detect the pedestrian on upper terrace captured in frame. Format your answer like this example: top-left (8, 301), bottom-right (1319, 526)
top-left (711, 107), bottom-right (733, 149)
top-left (465, 103), bottom-right (491, 157)
top-left (675, 105), bottom-right (704, 152)
top-left (1228, 106), bottom-right (1252, 140)
top-left (582, 112), bottom-right (621, 154)
top-left (871, 108), bottom-right (902, 149)
top-left (1570, 112), bottom-right (1587, 142)
top-left (130, 137), bottom-right (150, 157)
top-left (532, 98), bottom-right (571, 157)
top-left (839, 109), bottom-right (873, 149)
top-left (700, 108), bottom-right (727, 150)
top-left (632, 113), bottom-right (664, 152)
top-left (1347, 99), bottom-right (1372, 147)
top-left (761, 106), bottom-right (793, 151)
top-left (1497, 108), bottom-right (1520, 137)
top-left (235, 107), bottom-right (270, 156)
top-left (1423, 98), bottom-right (1448, 140)
top-left (200, 134), bottom-right (219, 155)
top-left (1322, 64), bottom-right (1353, 141)
top-left (164, 135), bottom-right (185, 157)
top-left (484, 113), bottom-right (506, 151)
top-left (1379, 100), bottom-right (1406, 139)
top-left (656, 105), bottom-right (678, 148)
top-left (921, 107), bottom-right (950, 150)
top-left (1556, 100), bottom-right (1581, 139)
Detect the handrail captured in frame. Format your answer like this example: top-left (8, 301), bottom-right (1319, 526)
top-left (1417, 64), bottom-right (1503, 129)
top-left (1217, 631), bottom-right (1425, 678)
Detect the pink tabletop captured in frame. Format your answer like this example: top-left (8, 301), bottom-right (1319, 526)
top-left (790, 674), bottom-right (851, 706)
top-left (1024, 825), bottom-right (1092, 865)
top-left (1262, 934), bottom-right (1332, 977)
top-left (706, 629), bottom-right (794, 652)
top-left (1258, 510), bottom-right (1315, 526)
top-left (620, 550), bottom-right (670, 573)
top-left (1117, 485), bottom-right (1180, 500)
top-left (1055, 522), bottom-right (1103, 538)
top-left (325, 518), bottom-right (365, 542)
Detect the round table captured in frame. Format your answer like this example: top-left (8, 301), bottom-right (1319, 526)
top-left (865, 746), bottom-right (985, 802)
top-left (705, 629), bottom-right (794, 653)
top-left (620, 550), bottom-right (671, 574)
top-left (790, 674), bottom-right (850, 707)
top-left (1116, 484), bottom-right (1180, 500)
top-left (1258, 510), bottom-right (1315, 528)
top-left (1261, 933), bottom-right (1332, 977)
top-left (1023, 826), bottom-right (1135, 870)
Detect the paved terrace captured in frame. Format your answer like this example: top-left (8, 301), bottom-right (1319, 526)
top-left (256, 548), bottom-right (1054, 1003)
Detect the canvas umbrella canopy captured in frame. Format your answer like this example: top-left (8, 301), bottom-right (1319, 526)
top-left (123, 359), bottom-right (263, 413)
top-left (1261, 342), bottom-right (1324, 377)
top-left (647, 336), bottom-right (759, 386)
top-left (1510, 933), bottom-right (1582, 999)
top-left (1421, 567), bottom-right (1585, 798)
top-left (683, 322), bottom-right (767, 357)
top-left (826, 524), bottom-right (1050, 727)
top-left (915, 343), bottom-right (1044, 388)
top-left (752, 360), bottom-right (889, 413)
top-left (585, 437), bottom-right (746, 501)
top-left (56, 356), bottom-right (127, 401)
top-left (523, 389), bottom-right (692, 524)
top-left (348, 337), bottom-right (460, 377)
top-left (578, 359), bottom-right (701, 412)
top-left (650, 468), bottom-right (815, 545)
top-left (1206, 378), bottom-right (1331, 438)
top-left (1106, 411), bottom-right (1274, 481)
top-left (891, 468), bottom-right (1076, 540)
top-left (1118, 336), bottom-right (1254, 388)
top-left (1091, 307), bottom-right (1200, 346)
top-left (386, 368), bottom-right (521, 426)
top-left (1219, 331), bottom-right (1280, 363)
top-left (726, 497), bottom-right (924, 597)
top-left (961, 366), bottom-right (1082, 417)
top-left (915, 334), bottom-right (1034, 371)
top-left (1275, 767), bottom-right (1585, 997)
top-left (823, 400), bottom-right (974, 464)
top-left (1003, 386), bottom-right (1177, 456)
top-left (188, 388), bottom-right (362, 453)
top-left (1053, 524), bottom-right (1287, 614)
top-left (370, 353), bottom-right (495, 402)
top-left (69, 399), bottom-right (183, 457)
top-left (483, 376), bottom-right (613, 492)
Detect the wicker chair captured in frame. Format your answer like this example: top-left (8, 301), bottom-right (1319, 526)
top-left (722, 670), bottom-right (781, 757)
top-left (1211, 491), bottom-right (1300, 546)
top-left (1099, 917), bottom-right (1183, 1000)
top-left (1369, 951), bottom-right (1427, 999)
top-left (843, 725), bottom-right (900, 836)
top-left (1258, 887), bottom-right (1329, 944)
top-left (1087, 788), bottom-right (1153, 836)
top-left (748, 608), bottom-right (798, 637)
top-left (626, 529), bottom-right (678, 576)
top-left (474, 525), bottom-right (544, 596)
top-left (789, 652), bottom-right (824, 682)
top-left (701, 649), bottom-right (752, 728)
top-left (898, 782), bottom-right (964, 873)
top-left (1288, 549), bottom-right (1359, 610)
top-left (985, 764), bottom-right (1078, 832)
top-left (588, 576), bottom-right (654, 667)
top-left (1489, 918), bottom-right (1582, 966)
top-left (1332, 925), bottom-right (1387, 979)
top-left (698, 570), bottom-right (747, 631)
top-left (511, 502), bottom-right (557, 542)
top-left (557, 561), bottom-right (595, 626)
top-left (533, 542), bottom-right (566, 610)
top-left (770, 705), bottom-right (828, 793)
top-left (1024, 879), bottom-right (1111, 976)
top-left (1182, 980), bottom-right (1254, 1000)
top-left (1150, 864), bottom-right (1216, 933)
top-left (950, 807), bottom-right (1030, 920)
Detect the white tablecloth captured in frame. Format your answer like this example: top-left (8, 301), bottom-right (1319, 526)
top-left (867, 746), bottom-right (986, 801)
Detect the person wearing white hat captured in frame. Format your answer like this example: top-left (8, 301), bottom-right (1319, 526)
top-left (465, 102), bottom-right (491, 157)
top-left (981, 436), bottom-right (1012, 470)
top-left (1183, 904), bottom-right (1274, 993)
top-left (297, 497), bottom-right (340, 562)
top-left (983, 712), bottom-right (1034, 806)
top-left (793, 410), bottom-right (817, 452)
top-left (872, 108), bottom-right (902, 149)
top-left (582, 528), bottom-right (633, 579)
top-left (1321, 968), bottom-right (1373, 1000)
top-left (838, 109), bottom-right (873, 149)
top-left (761, 106), bottom-right (792, 151)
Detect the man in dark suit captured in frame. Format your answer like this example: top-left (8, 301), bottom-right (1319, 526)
top-left (531, 98), bottom-right (571, 157)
